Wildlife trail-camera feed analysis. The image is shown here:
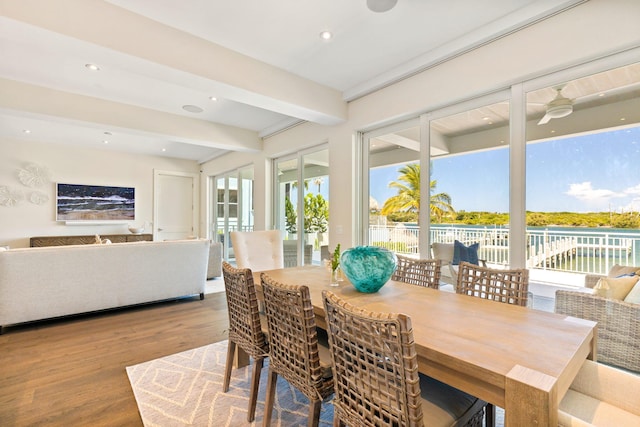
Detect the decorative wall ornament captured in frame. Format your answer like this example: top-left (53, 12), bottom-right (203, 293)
top-left (29, 191), bottom-right (49, 205)
top-left (18, 163), bottom-right (50, 188)
top-left (0, 186), bottom-right (25, 207)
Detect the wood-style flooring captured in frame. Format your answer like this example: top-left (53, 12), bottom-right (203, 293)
top-left (0, 293), bottom-right (229, 426)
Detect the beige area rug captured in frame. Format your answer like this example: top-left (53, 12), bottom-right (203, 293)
top-left (126, 340), bottom-right (334, 426)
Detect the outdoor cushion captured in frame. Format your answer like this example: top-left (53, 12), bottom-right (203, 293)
top-left (593, 276), bottom-right (639, 300)
top-left (452, 240), bottom-right (479, 265)
top-left (623, 281), bottom-right (640, 304)
top-left (608, 265), bottom-right (640, 278)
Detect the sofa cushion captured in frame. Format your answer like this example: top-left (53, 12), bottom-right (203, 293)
top-left (608, 265), bottom-right (640, 278)
top-left (559, 360), bottom-right (640, 426)
top-left (559, 389), bottom-right (640, 426)
top-left (593, 276), bottom-right (639, 300)
top-left (623, 281), bottom-right (640, 304)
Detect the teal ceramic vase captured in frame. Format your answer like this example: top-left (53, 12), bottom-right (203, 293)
top-left (340, 246), bottom-right (397, 293)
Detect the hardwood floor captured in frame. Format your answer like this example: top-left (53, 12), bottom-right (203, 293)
top-left (0, 293), bottom-right (229, 426)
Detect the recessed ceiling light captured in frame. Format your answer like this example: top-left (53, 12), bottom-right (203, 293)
top-left (319, 30), bottom-right (333, 40)
top-left (620, 117), bottom-right (626, 121)
top-left (209, 96), bottom-right (218, 101)
top-left (103, 140), bottom-right (109, 144)
top-left (85, 63), bottom-right (100, 71)
top-left (162, 148), bottom-right (167, 152)
top-left (182, 104), bottom-right (203, 113)
top-left (367, 0), bottom-right (398, 13)
top-left (22, 129), bottom-right (31, 134)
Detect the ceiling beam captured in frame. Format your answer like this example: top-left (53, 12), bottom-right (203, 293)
top-left (0, 78), bottom-right (262, 151)
top-left (1, 0), bottom-right (347, 126)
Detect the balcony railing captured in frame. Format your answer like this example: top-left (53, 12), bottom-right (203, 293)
top-left (369, 224), bottom-right (640, 276)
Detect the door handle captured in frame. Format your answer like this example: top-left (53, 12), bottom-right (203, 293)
top-left (158, 228), bottom-right (164, 231)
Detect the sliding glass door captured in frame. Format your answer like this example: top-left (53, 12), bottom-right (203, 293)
top-left (361, 57), bottom-right (639, 288)
top-left (275, 146), bottom-right (329, 266)
top-left (211, 166), bottom-right (254, 262)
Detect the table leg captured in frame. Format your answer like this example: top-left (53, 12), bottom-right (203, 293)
top-left (505, 365), bottom-right (557, 426)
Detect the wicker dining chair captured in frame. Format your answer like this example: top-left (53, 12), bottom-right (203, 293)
top-left (221, 262), bottom-right (269, 422)
top-left (456, 261), bottom-right (530, 307)
top-left (260, 273), bottom-right (334, 427)
top-left (392, 255), bottom-right (442, 289)
top-left (322, 290), bottom-right (489, 427)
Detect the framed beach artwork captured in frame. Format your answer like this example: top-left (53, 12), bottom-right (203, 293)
top-left (56, 183), bottom-right (135, 222)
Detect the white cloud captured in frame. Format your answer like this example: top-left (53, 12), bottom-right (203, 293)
top-left (623, 183), bottom-right (640, 196)
top-left (566, 182), bottom-right (624, 202)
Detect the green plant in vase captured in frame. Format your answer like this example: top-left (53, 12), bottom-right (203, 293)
top-left (330, 243), bottom-right (341, 286)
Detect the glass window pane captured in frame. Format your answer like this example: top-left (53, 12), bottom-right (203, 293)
top-left (275, 147), bottom-right (329, 266)
top-left (525, 62), bottom-right (640, 285)
top-left (303, 149), bottom-right (329, 264)
top-left (429, 100), bottom-right (510, 282)
top-left (211, 166), bottom-right (254, 263)
top-left (368, 124), bottom-right (421, 255)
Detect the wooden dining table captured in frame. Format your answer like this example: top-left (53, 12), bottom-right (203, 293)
top-left (250, 265), bottom-right (597, 427)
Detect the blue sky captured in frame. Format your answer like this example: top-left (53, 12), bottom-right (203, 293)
top-left (370, 125), bottom-right (640, 213)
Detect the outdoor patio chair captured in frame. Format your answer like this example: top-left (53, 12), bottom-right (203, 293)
top-left (322, 290), bottom-right (489, 427)
top-left (260, 273), bottom-right (334, 427)
top-left (221, 262), bottom-right (269, 422)
top-left (392, 254), bottom-right (442, 289)
top-left (282, 239), bottom-right (313, 267)
top-left (431, 241), bottom-right (486, 286)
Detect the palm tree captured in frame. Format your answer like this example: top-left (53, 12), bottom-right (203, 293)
top-left (380, 163), bottom-right (455, 222)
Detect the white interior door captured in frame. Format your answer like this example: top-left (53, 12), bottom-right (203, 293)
top-left (154, 170), bottom-right (198, 241)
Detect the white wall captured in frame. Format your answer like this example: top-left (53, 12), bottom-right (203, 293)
top-left (0, 137), bottom-right (199, 248)
top-left (200, 0), bottom-right (640, 251)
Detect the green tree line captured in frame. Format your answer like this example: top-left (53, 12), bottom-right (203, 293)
top-left (378, 163), bottom-right (640, 228)
top-left (383, 210), bottom-right (640, 228)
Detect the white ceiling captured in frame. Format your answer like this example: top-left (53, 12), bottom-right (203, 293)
top-left (0, 0), bottom-right (586, 163)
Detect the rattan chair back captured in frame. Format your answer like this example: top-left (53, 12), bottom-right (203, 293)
top-left (456, 261), bottom-right (529, 306)
top-left (260, 273), bottom-right (334, 426)
top-left (392, 255), bottom-right (442, 289)
top-left (322, 290), bottom-right (489, 427)
top-left (322, 289), bottom-right (424, 426)
top-left (221, 261), bottom-right (269, 422)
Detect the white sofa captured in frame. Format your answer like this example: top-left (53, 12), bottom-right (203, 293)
top-left (0, 239), bottom-right (210, 332)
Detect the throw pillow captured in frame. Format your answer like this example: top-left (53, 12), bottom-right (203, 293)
top-left (592, 278), bottom-right (610, 298)
top-left (608, 265), bottom-right (640, 278)
top-left (452, 240), bottom-right (479, 265)
top-left (594, 276), bottom-right (639, 300)
top-left (623, 281), bottom-right (640, 304)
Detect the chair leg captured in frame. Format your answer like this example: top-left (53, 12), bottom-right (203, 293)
top-left (485, 403), bottom-right (496, 427)
top-left (223, 340), bottom-right (236, 392)
top-left (247, 356), bottom-right (264, 422)
top-left (307, 399), bottom-right (322, 427)
top-left (333, 415), bottom-right (340, 427)
top-left (263, 369), bottom-right (278, 427)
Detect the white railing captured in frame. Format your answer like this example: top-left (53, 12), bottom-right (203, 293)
top-left (368, 224), bottom-right (640, 275)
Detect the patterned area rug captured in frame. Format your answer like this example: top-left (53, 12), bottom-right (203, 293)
top-left (126, 340), bottom-right (334, 426)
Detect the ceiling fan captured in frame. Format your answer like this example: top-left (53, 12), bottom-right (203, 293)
top-left (537, 86), bottom-right (574, 125)
top-left (367, 0), bottom-right (398, 13)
